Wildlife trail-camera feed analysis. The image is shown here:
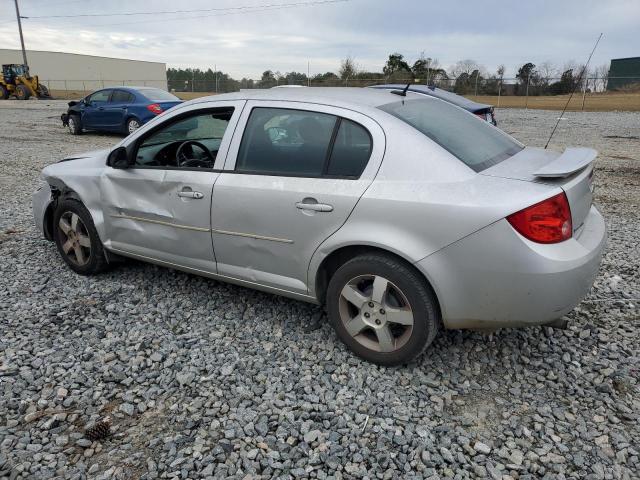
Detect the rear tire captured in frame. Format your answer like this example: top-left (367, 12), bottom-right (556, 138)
top-left (125, 117), bottom-right (140, 135)
top-left (326, 253), bottom-right (440, 366)
top-left (0, 85), bottom-right (8, 100)
top-left (16, 85), bottom-right (31, 100)
top-left (68, 115), bottom-right (82, 135)
top-left (53, 199), bottom-right (109, 275)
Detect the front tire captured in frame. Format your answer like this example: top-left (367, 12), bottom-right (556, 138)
top-left (326, 254), bottom-right (439, 366)
top-left (15, 85), bottom-right (31, 100)
top-left (0, 85), bottom-right (9, 100)
top-left (53, 199), bottom-right (108, 275)
top-left (68, 115), bottom-right (82, 135)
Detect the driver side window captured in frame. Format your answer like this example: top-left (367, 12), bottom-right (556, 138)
top-left (135, 108), bottom-right (234, 169)
top-left (88, 90), bottom-right (111, 103)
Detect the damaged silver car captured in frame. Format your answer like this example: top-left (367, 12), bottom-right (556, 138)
top-left (33, 87), bottom-right (606, 365)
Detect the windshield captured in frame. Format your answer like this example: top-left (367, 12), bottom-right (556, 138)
top-left (139, 88), bottom-right (180, 102)
top-left (379, 98), bottom-right (522, 172)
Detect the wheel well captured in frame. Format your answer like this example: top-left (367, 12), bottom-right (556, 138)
top-left (43, 202), bottom-right (55, 240)
top-left (314, 245), bottom-right (441, 315)
top-left (43, 186), bottom-right (82, 239)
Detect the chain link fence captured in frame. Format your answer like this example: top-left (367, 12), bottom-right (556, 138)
top-left (41, 76), bottom-right (640, 111)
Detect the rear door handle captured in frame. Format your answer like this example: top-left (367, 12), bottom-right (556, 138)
top-left (296, 201), bottom-right (333, 212)
top-left (178, 190), bottom-right (204, 199)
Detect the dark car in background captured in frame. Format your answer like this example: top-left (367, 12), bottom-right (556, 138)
top-left (369, 84), bottom-right (497, 125)
top-left (61, 86), bottom-right (182, 135)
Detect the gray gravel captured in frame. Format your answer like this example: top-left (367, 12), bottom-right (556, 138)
top-left (0, 100), bottom-right (638, 479)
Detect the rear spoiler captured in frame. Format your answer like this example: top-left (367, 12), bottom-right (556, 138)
top-left (534, 147), bottom-right (597, 178)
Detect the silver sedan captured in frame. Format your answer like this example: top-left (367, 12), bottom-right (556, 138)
top-left (32, 88), bottom-right (606, 365)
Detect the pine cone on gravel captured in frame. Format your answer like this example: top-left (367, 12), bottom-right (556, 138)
top-left (84, 416), bottom-right (112, 441)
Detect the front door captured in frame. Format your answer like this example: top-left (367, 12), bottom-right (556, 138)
top-left (82, 89), bottom-right (113, 129)
top-left (210, 102), bottom-right (384, 294)
top-left (103, 89), bottom-right (134, 130)
top-left (101, 101), bottom-right (245, 272)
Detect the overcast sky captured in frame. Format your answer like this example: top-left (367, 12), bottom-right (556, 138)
top-left (0, 0), bottom-right (637, 79)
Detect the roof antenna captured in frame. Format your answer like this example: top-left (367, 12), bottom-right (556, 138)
top-left (544, 33), bottom-right (603, 149)
top-left (391, 82), bottom-right (412, 97)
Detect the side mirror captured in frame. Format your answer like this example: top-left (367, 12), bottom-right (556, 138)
top-left (107, 146), bottom-right (131, 169)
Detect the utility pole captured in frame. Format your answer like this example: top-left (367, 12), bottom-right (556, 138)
top-left (14, 0), bottom-right (29, 72)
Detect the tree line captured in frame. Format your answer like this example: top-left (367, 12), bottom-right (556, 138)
top-left (167, 52), bottom-right (612, 95)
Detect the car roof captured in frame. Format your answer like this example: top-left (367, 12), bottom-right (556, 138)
top-left (186, 87), bottom-right (424, 110)
top-left (99, 86), bottom-right (163, 93)
top-left (369, 84), bottom-right (493, 112)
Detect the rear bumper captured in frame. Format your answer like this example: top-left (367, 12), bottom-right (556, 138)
top-left (416, 205), bottom-right (606, 329)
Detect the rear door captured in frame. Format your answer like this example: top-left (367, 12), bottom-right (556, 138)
top-left (103, 90), bottom-right (134, 130)
top-left (210, 101), bottom-right (385, 294)
top-left (82, 89), bottom-right (113, 129)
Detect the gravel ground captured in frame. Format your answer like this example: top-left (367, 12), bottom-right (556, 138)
top-left (0, 100), bottom-right (638, 480)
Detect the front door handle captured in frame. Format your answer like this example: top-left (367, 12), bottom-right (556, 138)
top-left (178, 190), bottom-right (204, 199)
top-left (296, 200), bottom-right (333, 212)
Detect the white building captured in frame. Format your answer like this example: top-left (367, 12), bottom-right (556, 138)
top-left (0, 49), bottom-right (167, 91)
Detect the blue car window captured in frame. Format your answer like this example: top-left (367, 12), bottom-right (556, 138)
top-left (88, 90), bottom-right (111, 103)
top-left (111, 90), bottom-right (134, 103)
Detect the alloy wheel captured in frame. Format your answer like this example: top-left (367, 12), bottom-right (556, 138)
top-left (68, 117), bottom-right (76, 134)
top-left (58, 211), bottom-right (91, 266)
top-left (128, 119), bottom-right (140, 134)
top-left (338, 274), bottom-right (414, 353)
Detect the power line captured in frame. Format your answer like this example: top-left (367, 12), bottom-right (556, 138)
top-left (22, 0), bottom-right (349, 19)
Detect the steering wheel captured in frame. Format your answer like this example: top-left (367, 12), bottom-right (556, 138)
top-left (176, 140), bottom-right (215, 167)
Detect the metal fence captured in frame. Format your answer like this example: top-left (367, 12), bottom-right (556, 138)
top-left (41, 76), bottom-right (640, 111)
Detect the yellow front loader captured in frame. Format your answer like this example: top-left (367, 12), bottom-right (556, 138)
top-left (0, 64), bottom-right (51, 100)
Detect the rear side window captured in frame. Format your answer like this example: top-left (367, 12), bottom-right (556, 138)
top-left (236, 107), bottom-right (337, 176)
top-left (327, 119), bottom-right (372, 177)
top-left (111, 90), bottom-right (134, 103)
top-left (379, 98), bottom-right (522, 172)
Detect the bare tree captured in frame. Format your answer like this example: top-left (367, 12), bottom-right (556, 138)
top-left (450, 59), bottom-right (479, 77)
top-left (339, 56), bottom-right (359, 81)
top-left (595, 63), bottom-right (610, 92)
top-left (538, 61), bottom-right (556, 86)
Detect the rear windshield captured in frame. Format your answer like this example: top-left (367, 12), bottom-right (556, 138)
top-left (139, 88), bottom-right (180, 102)
top-left (379, 98), bottom-right (522, 171)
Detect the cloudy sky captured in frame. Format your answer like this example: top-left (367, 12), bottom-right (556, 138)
top-left (0, 0), bottom-right (637, 79)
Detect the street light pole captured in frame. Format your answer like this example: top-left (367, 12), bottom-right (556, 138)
top-left (13, 0), bottom-right (29, 72)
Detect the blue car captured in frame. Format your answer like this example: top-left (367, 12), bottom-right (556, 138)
top-left (61, 86), bottom-right (182, 135)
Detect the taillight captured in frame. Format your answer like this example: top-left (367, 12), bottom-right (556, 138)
top-left (507, 192), bottom-right (572, 244)
top-left (147, 103), bottom-right (163, 115)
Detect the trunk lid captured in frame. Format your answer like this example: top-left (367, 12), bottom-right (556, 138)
top-left (481, 147), bottom-right (596, 233)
